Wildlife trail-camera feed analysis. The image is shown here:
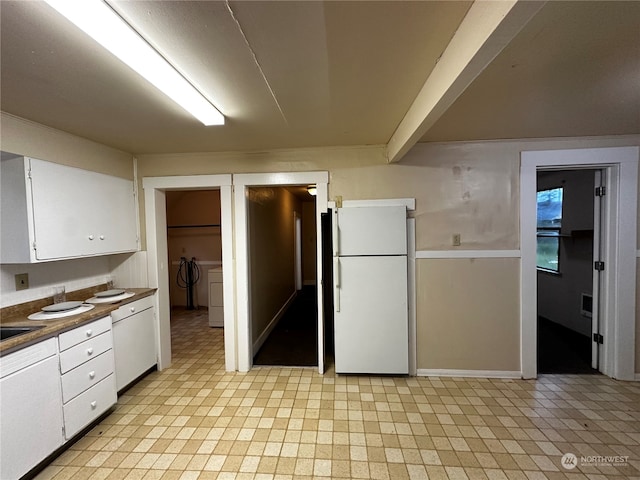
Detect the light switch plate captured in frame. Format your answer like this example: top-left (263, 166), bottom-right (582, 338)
top-left (15, 273), bottom-right (29, 290)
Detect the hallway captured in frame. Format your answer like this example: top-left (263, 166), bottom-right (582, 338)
top-left (254, 287), bottom-right (318, 367)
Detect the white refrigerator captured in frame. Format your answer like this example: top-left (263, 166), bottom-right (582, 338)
top-left (333, 205), bottom-right (409, 374)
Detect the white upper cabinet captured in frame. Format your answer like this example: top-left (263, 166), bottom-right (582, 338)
top-left (1, 155), bottom-right (138, 262)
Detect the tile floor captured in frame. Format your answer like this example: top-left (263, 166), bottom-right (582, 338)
top-left (36, 309), bottom-right (640, 480)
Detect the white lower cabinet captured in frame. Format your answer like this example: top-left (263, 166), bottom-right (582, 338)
top-left (58, 316), bottom-right (117, 440)
top-left (112, 296), bottom-right (156, 391)
top-left (0, 338), bottom-right (64, 480)
top-left (0, 316), bottom-right (119, 477)
top-left (62, 375), bottom-right (116, 439)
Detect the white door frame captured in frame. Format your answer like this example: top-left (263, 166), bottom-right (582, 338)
top-left (142, 175), bottom-right (236, 371)
top-left (233, 172), bottom-right (329, 373)
top-left (520, 147), bottom-right (638, 380)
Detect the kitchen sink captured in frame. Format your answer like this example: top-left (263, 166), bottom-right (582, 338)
top-left (0, 326), bottom-right (44, 341)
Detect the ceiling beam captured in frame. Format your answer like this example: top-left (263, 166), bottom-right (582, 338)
top-left (385, 0), bottom-right (546, 164)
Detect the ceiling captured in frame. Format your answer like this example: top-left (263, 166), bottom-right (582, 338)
top-left (1, 1), bottom-right (638, 158)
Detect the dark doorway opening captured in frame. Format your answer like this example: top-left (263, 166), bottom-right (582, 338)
top-left (253, 286), bottom-right (318, 366)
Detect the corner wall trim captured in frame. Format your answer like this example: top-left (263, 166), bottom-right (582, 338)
top-left (417, 369), bottom-right (521, 379)
top-left (416, 250), bottom-right (521, 259)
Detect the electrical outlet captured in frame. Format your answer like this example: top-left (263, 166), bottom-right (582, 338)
top-left (452, 233), bottom-right (461, 246)
top-left (15, 273), bottom-right (29, 291)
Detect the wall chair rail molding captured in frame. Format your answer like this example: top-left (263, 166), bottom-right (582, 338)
top-left (416, 250), bottom-right (521, 259)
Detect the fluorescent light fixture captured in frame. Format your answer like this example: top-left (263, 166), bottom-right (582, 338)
top-left (307, 185), bottom-right (317, 196)
top-left (44, 0), bottom-right (224, 126)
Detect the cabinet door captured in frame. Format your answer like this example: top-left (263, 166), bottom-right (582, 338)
top-left (91, 170), bottom-right (138, 254)
top-left (29, 158), bottom-right (137, 260)
top-left (0, 343), bottom-right (64, 479)
top-left (30, 159), bottom-right (97, 259)
top-left (113, 306), bottom-right (156, 391)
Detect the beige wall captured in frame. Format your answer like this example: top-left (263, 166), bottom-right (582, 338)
top-left (416, 258), bottom-right (521, 371)
top-left (166, 190), bottom-right (222, 307)
top-left (249, 187), bottom-right (301, 343)
top-left (0, 112), bottom-right (133, 178)
top-left (137, 135), bottom-right (639, 373)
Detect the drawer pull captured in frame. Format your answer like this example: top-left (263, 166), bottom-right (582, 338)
top-left (87, 347), bottom-right (94, 356)
top-left (99, 235), bottom-right (105, 240)
top-left (90, 401), bottom-right (97, 409)
top-left (89, 371), bottom-right (96, 379)
top-left (86, 329), bottom-right (93, 337)
top-left (88, 235), bottom-right (94, 240)
top-left (130, 307), bottom-right (135, 313)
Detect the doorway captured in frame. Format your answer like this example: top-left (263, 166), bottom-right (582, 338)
top-left (142, 175), bottom-right (235, 372)
top-left (249, 186), bottom-right (319, 367)
top-left (535, 169), bottom-right (599, 374)
top-left (233, 172), bottom-right (329, 373)
top-left (520, 146), bottom-right (638, 380)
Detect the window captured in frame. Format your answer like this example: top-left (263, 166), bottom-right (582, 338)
top-left (536, 187), bottom-right (563, 271)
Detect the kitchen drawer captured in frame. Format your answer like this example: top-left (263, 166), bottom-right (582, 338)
top-left (111, 296), bottom-right (154, 323)
top-left (59, 316), bottom-right (111, 351)
top-left (61, 350), bottom-right (114, 403)
top-left (63, 374), bottom-right (116, 440)
top-left (59, 331), bottom-right (112, 374)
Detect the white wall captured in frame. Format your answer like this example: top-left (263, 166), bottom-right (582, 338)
top-left (0, 258), bottom-right (111, 307)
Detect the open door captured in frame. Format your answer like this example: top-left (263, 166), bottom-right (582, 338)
top-left (591, 170), bottom-right (604, 370)
top-left (321, 211), bottom-right (334, 371)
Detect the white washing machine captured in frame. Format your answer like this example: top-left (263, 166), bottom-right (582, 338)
top-left (208, 267), bottom-right (224, 327)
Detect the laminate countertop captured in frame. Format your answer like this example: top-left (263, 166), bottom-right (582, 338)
top-left (0, 287), bottom-right (156, 356)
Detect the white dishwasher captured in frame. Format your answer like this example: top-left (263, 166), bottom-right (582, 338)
top-left (0, 338), bottom-right (64, 480)
top-left (112, 295), bottom-right (156, 392)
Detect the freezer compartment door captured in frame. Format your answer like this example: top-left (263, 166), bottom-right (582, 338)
top-left (335, 205), bottom-right (407, 256)
top-left (334, 255), bottom-right (408, 374)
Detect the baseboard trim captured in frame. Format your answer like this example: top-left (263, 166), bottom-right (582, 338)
top-left (252, 291), bottom-right (297, 354)
top-left (417, 369), bottom-right (522, 379)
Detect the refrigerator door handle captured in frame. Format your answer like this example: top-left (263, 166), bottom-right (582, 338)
top-left (334, 257), bottom-right (340, 312)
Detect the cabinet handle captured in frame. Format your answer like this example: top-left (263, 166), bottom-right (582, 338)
top-left (88, 235), bottom-right (95, 241)
top-left (99, 235), bottom-right (105, 240)
top-left (90, 401), bottom-right (97, 409)
top-left (87, 347), bottom-right (93, 356)
top-left (130, 307), bottom-right (135, 313)
top-left (89, 371), bottom-right (96, 379)
top-left (86, 329), bottom-right (93, 337)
